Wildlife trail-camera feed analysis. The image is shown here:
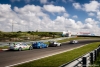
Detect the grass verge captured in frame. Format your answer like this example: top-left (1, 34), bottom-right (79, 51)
top-left (45, 37), bottom-right (100, 44)
top-left (57, 37), bottom-right (100, 43)
top-left (15, 42), bottom-right (100, 67)
top-left (93, 53), bottom-right (100, 67)
top-left (0, 46), bottom-right (9, 49)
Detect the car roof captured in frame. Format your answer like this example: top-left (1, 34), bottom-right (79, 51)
top-left (10, 42), bottom-right (24, 44)
top-left (72, 40), bottom-right (77, 41)
top-left (34, 42), bottom-right (43, 43)
top-left (49, 41), bottom-right (55, 42)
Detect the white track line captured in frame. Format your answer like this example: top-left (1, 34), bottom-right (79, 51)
top-left (5, 44), bottom-right (89, 67)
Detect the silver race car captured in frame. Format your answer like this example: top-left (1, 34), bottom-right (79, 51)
top-left (70, 40), bottom-right (78, 44)
top-left (9, 42), bottom-right (33, 51)
top-left (48, 41), bottom-right (62, 47)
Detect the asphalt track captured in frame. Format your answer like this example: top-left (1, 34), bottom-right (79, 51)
top-left (0, 39), bottom-right (100, 67)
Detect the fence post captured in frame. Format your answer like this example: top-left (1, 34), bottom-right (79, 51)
top-left (97, 48), bottom-right (99, 57)
top-left (98, 46), bottom-right (100, 52)
top-left (94, 50), bottom-right (97, 61)
top-left (82, 57), bottom-right (87, 67)
top-left (98, 45), bottom-right (100, 52)
top-left (98, 46), bottom-right (100, 57)
top-left (90, 52), bottom-right (93, 64)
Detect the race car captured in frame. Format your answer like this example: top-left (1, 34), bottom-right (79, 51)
top-left (48, 41), bottom-right (62, 47)
top-left (69, 40), bottom-right (78, 44)
top-left (32, 42), bottom-right (48, 49)
top-left (9, 42), bottom-right (33, 51)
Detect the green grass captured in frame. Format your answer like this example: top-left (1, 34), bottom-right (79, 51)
top-left (0, 46), bottom-right (9, 49)
top-left (57, 37), bottom-right (100, 43)
top-left (93, 53), bottom-right (100, 67)
top-left (15, 42), bottom-right (100, 67)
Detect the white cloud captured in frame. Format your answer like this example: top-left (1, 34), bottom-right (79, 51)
top-left (63, 13), bottom-right (69, 17)
top-left (24, 0), bottom-right (30, 3)
top-left (97, 11), bottom-right (100, 20)
top-left (68, 0), bottom-right (74, 2)
top-left (73, 3), bottom-right (81, 9)
top-left (88, 12), bottom-right (95, 16)
top-left (73, 1), bottom-right (100, 21)
top-left (73, 1), bottom-right (100, 12)
top-left (43, 4), bottom-right (66, 13)
top-left (54, 16), bottom-right (80, 30)
top-left (85, 18), bottom-right (98, 25)
top-left (62, 0), bottom-right (67, 3)
top-left (10, 0), bottom-right (32, 3)
top-left (82, 1), bottom-right (100, 12)
top-left (10, 0), bottom-right (20, 2)
top-left (83, 18), bottom-right (100, 34)
top-left (83, 23), bottom-right (93, 29)
top-left (0, 4), bottom-right (12, 11)
top-left (62, 0), bottom-right (74, 3)
top-left (40, 0), bottom-right (48, 4)
top-left (72, 15), bottom-right (78, 18)
top-left (76, 21), bottom-right (84, 28)
top-left (14, 5), bottom-right (42, 13)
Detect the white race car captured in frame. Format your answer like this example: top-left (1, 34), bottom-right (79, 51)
top-left (70, 40), bottom-right (78, 44)
top-left (48, 41), bottom-right (61, 47)
top-left (9, 42), bottom-right (33, 51)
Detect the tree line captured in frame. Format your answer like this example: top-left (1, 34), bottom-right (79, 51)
top-left (0, 31), bottom-right (62, 41)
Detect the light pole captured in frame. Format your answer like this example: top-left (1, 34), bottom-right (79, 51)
top-left (12, 21), bottom-right (13, 33)
top-left (10, 19), bottom-right (14, 41)
top-left (10, 19), bottom-right (13, 32)
top-left (12, 20), bottom-right (17, 32)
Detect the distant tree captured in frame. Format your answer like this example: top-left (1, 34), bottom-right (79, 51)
top-left (0, 31), bottom-right (2, 33)
top-left (0, 31), bottom-right (3, 38)
top-left (17, 31), bottom-right (22, 33)
top-left (7, 33), bottom-right (21, 38)
top-left (39, 33), bottom-right (45, 37)
top-left (51, 32), bottom-right (57, 38)
top-left (27, 31), bottom-right (31, 33)
top-left (36, 30), bottom-right (38, 32)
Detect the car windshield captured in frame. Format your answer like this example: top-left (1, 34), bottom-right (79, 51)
top-left (49, 41), bottom-right (54, 43)
top-left (21, 42), bottom-right (28, 45)
top-left (25, 42), bottom-right (31, 45)
top-left (71, 40), bottom-right (75, 41)
top-left (9, 42), bottom-right (20, 46)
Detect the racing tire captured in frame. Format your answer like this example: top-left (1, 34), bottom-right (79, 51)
top-left (46, 45), bottom-right (48, 48)
top-left (29, 46), bottom-right (33, 50)
top-left (55, 44), bottom-right (57, 47)
top-left (39, 46), bottom-right (42, 49)
top-left (18, 47), bottom-right (22, 51)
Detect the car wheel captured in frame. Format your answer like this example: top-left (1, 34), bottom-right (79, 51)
top-left (60, 44), bottom-right (61, 46)
top-left (18, 47), bottom-right (22, 51)
top-left (48, 45), bottom-right (50, 47)
top-left (46, 45), bottom-right (48, 48)
top-left (55, 44), bottom-right (57, 47)
top-left (29, 46), bottom-right (33, 50)
top-left (40, 46), bottom-right (42, 49)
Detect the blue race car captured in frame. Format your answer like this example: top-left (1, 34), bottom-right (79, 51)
top-left (32, 42), bottom-right (48, 49)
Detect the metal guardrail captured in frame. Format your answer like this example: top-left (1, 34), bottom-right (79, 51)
top-left (60, 46), bottom-right (100, 67)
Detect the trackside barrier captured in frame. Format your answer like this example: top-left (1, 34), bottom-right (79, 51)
top-left (60, 45), bottom-right (100, 67)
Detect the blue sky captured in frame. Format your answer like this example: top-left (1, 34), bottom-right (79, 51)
top-left (0, 0), bottom-right (100, 35)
